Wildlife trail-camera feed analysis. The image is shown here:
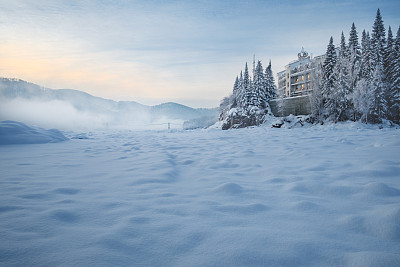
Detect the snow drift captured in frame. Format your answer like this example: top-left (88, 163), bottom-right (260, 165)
top-left (0, 120), bottom-right (68, 145)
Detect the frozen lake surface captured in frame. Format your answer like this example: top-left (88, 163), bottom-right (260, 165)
top-left (1, 124), bottom-right (400, 266)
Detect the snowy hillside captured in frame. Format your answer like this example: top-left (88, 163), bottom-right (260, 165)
top-left (1, 125), bottom-right (399, 266)
top-left (0, 78), bottom-right (218, 130)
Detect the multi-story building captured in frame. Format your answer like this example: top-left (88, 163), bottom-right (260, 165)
top-left (277, 49), bottom-right (324, 98)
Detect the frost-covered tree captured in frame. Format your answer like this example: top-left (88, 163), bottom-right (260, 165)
top-left (383, 26), bottom-right (396, 122)
top-left (347, 24), bottom-right (361, 120)
top-left (371, 9), bottom-right (386, 66)
top-left (219, 58), bottom-right (275, 129)
top-left (353, 78), bottom-right (375, 123)
top-left (360, 30), bottom-right (373, 81)
top-left (237, 71), bottom-right (245, 108)
top-left (253, 60), bottom-right (266, 108)
top-left (371, 63), bottom-right (388, 121)
top-left (309, 62), bottom-right (324, 123)
top-left (348, 23), bottom-right (361, 61)
top-left (333, 33), bottom-right (351, 121)
top-left (265, 60), bottom-right (277, 101)
top-left (242, 62), bottom-right (251, 108)
top-left (390, 26), bottom-right (400, 123)
top-left (370, 9), bottom-right (388, 121)
top-left (232, 76), bottom-right (240, 108)
top-left (219, 95), bottom-right (234, 121)
top-left (322, 37), bottom-right (337, 118)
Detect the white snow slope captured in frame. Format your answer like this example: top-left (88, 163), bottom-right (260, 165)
top-left (0, 121), bottom-right (68, 145)
top-left (1, 124), bottom-right (400, 266)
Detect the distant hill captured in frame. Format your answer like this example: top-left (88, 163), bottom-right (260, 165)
top-left (0, 78), bottom-right (218, 130)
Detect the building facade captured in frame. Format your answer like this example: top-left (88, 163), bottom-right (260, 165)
top-left (277, 49), bottom-right (324, 98)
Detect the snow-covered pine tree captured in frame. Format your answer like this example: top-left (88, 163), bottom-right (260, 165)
top-left (349, 23), bottom-right (361, 61)
top-left (347, 23), bottom-right (361, 120)
top-left (371, 9), bottom-right (386, 66)
top-left (360, 30), bottom-right (373, 81)
top-left (232, 76), bottom-right (240, 108)
top-left (383, 26), bottom-right (394, 83)
top-left (333, 32), bottom-right (351, 121)
top-left (253, 60), bottom-right (266, 108)
top-left (265, 60), bottom-right (277, 102)
top-left (243, 62), bottom-right (252, 108)
top-left (322, 36), bottom-right (337, 119)
top-left (353, 78), bottom-right (375, 123)
top-left (384, 26), bottom-right (395, 122)
top-left (237, 71), bottom-right (245, 108)
top-left (391, 26), bottom-right (400, 123)
top-left (371, 63), bottom-right (388, 122)
top-left (371, 8), bottom-right (388, 121)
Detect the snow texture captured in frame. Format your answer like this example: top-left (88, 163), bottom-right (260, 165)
top-left (0, 120), bottom-right (68, 145)
top-left (0, 124), bottom-right (399, 266)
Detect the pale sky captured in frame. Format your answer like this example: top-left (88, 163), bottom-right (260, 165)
top-left (0, 0), bottom-right (399, 107)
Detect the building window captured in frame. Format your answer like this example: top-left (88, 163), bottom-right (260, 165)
top-left (307, 73), bottom-right (310, 80)
top-left (301, 75), bottom-right (304, 81)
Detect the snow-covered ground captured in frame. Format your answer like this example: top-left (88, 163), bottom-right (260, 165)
top-left (1, 124), bottom-right (400, 266)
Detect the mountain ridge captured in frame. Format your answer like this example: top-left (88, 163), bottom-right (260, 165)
top-left (0, 78), bottom-right (218, 130)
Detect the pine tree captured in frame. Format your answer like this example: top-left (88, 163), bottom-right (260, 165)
top-left (383, 26), bottom-right (395, 121)
top-left (371, 9), bottom-right (388, 121)
top-left (243, 62), bottom-right (251, 108)
top-left (264, 60), bottom-right (277, 102)
top-left (388, 26), bottom-right (400, 123)
top-left (371, 9), bottom-right (386, 66)
top-left (383, 26), bottom-right (394, 83)
top-left (371, 63), bottom-right (388, 121)
top-left (349, 23), bottom-right (361, 60)
top-left (237, 71), bottom-right (244, 108)
top-left (340, 32), bottom-right (347, 58)
top-left (333, 33), bottom-right (351, 121)
top-left (322, 37), bottom-right (337, 118)
top-left (232, 76), bottom-right (239, 108)
top-left (353, 78), bottom-right (375, 123)
top-left (360, 30), bottom-right (373, 81)
top-left (347, 23), bottom-right (361, 120)
top-left (253, 60), bottom-right (266, 108)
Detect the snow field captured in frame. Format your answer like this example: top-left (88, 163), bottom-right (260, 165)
top-left (0, 125), bottom-right (400, 266)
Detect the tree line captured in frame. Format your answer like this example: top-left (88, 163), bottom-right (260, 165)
top-left (312, 9), bottom-right (400, 124)
top-left (219, 60), bottom-right (277, 129)
top-left (219, 8), bottom-right (399, 128)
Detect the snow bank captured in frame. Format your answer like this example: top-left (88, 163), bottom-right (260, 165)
top-left (0, 120), bottom-right (68, 145)
top-left (0, 126), bottom-right (399, 266)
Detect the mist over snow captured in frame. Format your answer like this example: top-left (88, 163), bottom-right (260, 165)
top-left (0, 78), bottom-right (218, 131)
top-left (0, 98), bottom-right (113, 131)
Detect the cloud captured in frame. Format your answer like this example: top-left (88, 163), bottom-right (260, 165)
top-left (1, 0), bottom-right (399, 108)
